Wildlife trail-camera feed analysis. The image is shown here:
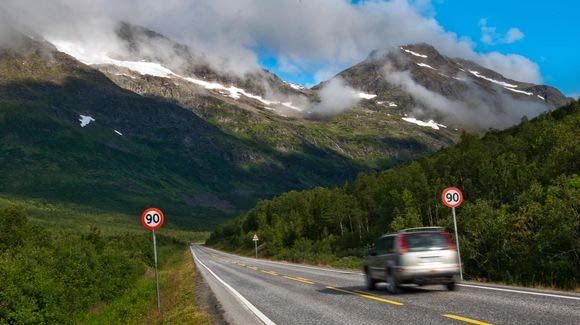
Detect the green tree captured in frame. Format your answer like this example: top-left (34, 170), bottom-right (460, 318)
top-left (390, 190), bottom-right (422, 231)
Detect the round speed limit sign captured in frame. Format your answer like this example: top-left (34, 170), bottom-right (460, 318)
top-left (441, 187), bottom-right (463, 208)
top-left (141, 208), bottom-right (164, 231)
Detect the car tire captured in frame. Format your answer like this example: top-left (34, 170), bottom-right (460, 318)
top-left (365, 269), bottom-right (376, 290)
top-left (446, 281), bottom-right (457, 291)
top-left (386, 269), bottom-right (400, 294)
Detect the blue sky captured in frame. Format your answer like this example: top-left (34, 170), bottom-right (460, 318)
top-left (259, 0), bottom-right (579, 96)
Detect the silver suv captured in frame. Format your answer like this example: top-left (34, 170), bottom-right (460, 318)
top-left (363, 227), bottom-right (460, 293)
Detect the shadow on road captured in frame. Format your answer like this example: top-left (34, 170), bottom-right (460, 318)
top-left (317, 283), bottom-right (449, 297)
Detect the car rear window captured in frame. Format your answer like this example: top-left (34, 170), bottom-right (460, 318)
top-left (405, 232), bottom-right (448, 252)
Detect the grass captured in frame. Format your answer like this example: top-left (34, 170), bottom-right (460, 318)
top-left (80, 248), bottom-right (213, 324)
top-left (0, 194), bottom-right (210, 242)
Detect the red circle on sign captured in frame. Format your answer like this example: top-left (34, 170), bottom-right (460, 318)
top-left (141, 208), bottom-right (164, 230)
top-left (441, 187), bottom-right (463, 208)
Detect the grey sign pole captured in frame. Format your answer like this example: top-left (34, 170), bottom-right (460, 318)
top-left (254, 239), bottom-right (258, 258)
top-left (152, 229), bottom-right (161, 311)
top-left (452, 207), bottom-right (463, 281)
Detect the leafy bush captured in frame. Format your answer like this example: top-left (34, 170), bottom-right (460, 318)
top-left (0, 207), bottom-right (184, 323)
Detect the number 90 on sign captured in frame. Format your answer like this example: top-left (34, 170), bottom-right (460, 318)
top-left (441, 187), bottom-right (463, 208)
top-left (141, 208), bottom-right (164, 230)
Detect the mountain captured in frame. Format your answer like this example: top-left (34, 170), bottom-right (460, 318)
top-left (208, 101), bottom-right (580, 289)
top-left (0, 31), bottom-right (448, 228)
top-left (318, 43), bottom-right (571, 130)
top-left (0, 24), bottom-right (571, 228)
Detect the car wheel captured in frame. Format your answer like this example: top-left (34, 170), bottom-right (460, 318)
top-left (446, 281), bottom-right (457, 291)
top-left (365, 269), bottom-right (376, 290)
top-left (386, 269), bottom-right (400, 294)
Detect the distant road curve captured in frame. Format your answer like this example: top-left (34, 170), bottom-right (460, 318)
top-left (190, 245), bottom-right (580, 325)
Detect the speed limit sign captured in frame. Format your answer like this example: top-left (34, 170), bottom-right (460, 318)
top-left (141, 207), bottom-right (165, 311)
top-left (441, 187), bottom-right (464, 280)
top-left (441, 187), bottom-right (463, 208)
top-left (141, 207), bottom-right (164, 231)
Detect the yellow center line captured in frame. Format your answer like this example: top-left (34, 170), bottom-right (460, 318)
top-left (239, 263), bottom-right (246, 266)
top-left (248, 266), bottom-right (258, 270)
top-left (261, 270), bottom-right (278, 276)
top-left (283, 275), bottom-right (315, 285)
top-left (352, 289), bottom-right (381, 297)
top-left (442, 314), bottom-right (492, 325)
top-left (326, 286), bottom-right (403, 306)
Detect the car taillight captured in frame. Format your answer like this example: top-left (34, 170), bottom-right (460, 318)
top-left (442, 232), bottom-right (456, 250)
top-left (399, 234), bottom-right (408, 254)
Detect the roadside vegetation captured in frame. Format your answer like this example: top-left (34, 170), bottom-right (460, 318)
top-left (0, 200), bottom-right (210, 324)
top-left (82, 249), bottom-right (213, 324)
top-left (208, 101), bottom-right (580, 290)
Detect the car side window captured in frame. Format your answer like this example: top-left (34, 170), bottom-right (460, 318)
top-left (385, 236), bottom-right (395, 253)
top-left (375, 237), bottom-right (386, 254)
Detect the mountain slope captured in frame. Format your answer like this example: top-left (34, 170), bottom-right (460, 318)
top-left (43, 23), bottom-right (461, 168)
top-left (208, 101), bottom-right (580, 289)
top-left (0, 35), bottom-right (361, 228)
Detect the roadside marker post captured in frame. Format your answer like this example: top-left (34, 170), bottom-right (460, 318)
top-left (441, 187), bottom-right (464, 281)
top-left (141, 207), bottom-right (165, 312)
top-left (253, 233), bottom-right (259, 258)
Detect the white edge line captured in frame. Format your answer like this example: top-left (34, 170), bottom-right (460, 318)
top-left (190, 246), bottom-right (277, 325)
top-left (458, 284), bottom-right (580, 301)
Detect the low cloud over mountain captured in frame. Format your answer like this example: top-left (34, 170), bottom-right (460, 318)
top-left (1, 0), bottom-right (542, 84)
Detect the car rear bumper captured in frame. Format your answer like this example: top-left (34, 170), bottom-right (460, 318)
top-left (396, 265), bottom-right (460, 284)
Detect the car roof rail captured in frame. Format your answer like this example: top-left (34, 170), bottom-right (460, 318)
top-left (400, 227), bottom-right (444, 233)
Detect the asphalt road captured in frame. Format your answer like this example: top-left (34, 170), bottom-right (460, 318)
top-left (190, 245), bottom-right (580, 325)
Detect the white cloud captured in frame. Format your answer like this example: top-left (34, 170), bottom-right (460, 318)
top-left (505, 27), bottom-right (525, 43)
top-left (383, 63), bottom-right (548, 129)
top-left (480, 18), bottom-right (525, 45)
top-left (0, 0), bottom-right (540, 84)
top-left (311, 77), bottom-right (361, 115)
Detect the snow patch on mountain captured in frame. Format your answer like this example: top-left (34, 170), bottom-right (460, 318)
top-left (284, 81), bottom-right (306, 90)
top-left (504, 87), bottom-right (533, 96)
top-left (52, 40), bottom-right (174, 78)
top-left (281, 102), bottom-right (302, 111)
top-left (378, 101), bottom-right (398, 107)
top-left (402, 117), bottom-right (446, 130)
top-left (537, 95), bottom-right (545, 100)
top-left (358, 92), bottom-right (377, 99)
top-left (416, 63), bottom-right (436, 70)
top-left (50, 40), bottom-right (306, 111)
top-left (400, 47), bottom-right (428, 58)
top-left (469, 70), bottom-right (518, 88)
top-left (79, 115), bottom-right (95, 127)
top-left (183, 77), bottom-right (270, 103)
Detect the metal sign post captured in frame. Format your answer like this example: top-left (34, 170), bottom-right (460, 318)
top-left (141, 207), bottom-right (165, 312)
top-left (451, 207), bottom-right (463, 281)
top-left (152, 229), bottom-right (161, 311)
top-left (442, 187), bottom-right (464, 281)
top-left (252, 233), bottom-right (259, 258)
